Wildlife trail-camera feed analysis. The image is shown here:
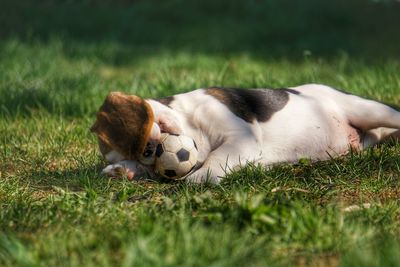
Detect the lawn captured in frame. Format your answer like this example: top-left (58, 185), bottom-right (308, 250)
top-left (1, 0), bottom-right (400, 266)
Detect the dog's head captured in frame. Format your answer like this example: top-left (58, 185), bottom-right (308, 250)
top-left (90, 92), bottom-right (160, 164)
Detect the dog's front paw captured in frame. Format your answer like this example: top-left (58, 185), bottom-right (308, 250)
top-left (102, 163), bottom-right (132, 180)
top-left (102, 161), bottom-right (140, 180)
top-left (185, 168), bottom-right (222, 184)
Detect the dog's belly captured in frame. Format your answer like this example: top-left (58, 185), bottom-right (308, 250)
top-left (258, 97), bottom-right (362, 164)
top-left (260, 124), bottom-right (361, 164)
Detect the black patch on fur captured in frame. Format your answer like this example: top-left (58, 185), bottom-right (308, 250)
top-left (155, 96), bottom-right (175, 106)
top-left (206, 87), bottom-right (290, 123)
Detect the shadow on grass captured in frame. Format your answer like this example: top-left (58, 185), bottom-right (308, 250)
top-left (27, 163), bottom-right (177, 195)
top-left (27, 164), bottom-right (106, 191)
top-left (0, 75), bottom-right (99, 118)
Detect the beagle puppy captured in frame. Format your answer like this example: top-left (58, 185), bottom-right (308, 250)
top-left (91, 84), bottom-right (400, 183)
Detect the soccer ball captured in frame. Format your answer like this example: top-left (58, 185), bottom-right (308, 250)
top-left (155, 133), bottom-right (198, 180)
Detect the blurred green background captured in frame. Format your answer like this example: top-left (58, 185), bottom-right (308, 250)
top-left (2, 0), bottom-right (400, 60)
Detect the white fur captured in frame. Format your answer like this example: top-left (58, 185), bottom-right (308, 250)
top-left (102, 84), bottom-right (400, 184)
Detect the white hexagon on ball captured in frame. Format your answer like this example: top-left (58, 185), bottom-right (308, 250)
top-left (158, 151), bottom-right (178, 169)
top-left (180, 135), bottom-right (195, 150)
top-left (155, 133), bottom-right (198, 180)
top-left (162, 134), bottom-right (181, 153)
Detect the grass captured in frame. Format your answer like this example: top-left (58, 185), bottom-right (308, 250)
top-left (1, 0), bottom-right (400, 266)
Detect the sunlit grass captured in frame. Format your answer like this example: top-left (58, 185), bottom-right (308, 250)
top-left (1, 0), bottom-right (400, 264)
top-left (0, 38), bottom-right (399, 266)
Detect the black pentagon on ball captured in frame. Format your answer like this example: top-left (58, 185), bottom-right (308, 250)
top-left (155, 143), bottom-right (164, 157)
top-left (164, 169), bottom-right (177, 178)
top-left (176, 148), bottom-right (190, 161)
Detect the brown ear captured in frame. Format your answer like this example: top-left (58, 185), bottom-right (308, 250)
top-left (90, 92), bottom-right (154, 159)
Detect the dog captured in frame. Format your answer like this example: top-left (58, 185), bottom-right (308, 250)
top-left (90, 84), bottom-right (400, 184)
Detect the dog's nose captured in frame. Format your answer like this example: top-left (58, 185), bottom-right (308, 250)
top-left (143, 148), bottom-right (154, 157)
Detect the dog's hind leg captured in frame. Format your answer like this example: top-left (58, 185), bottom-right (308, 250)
top-left (362, 127), bottom-right (400, 148)
top-left (340, 94), bottom-right (400, 131)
